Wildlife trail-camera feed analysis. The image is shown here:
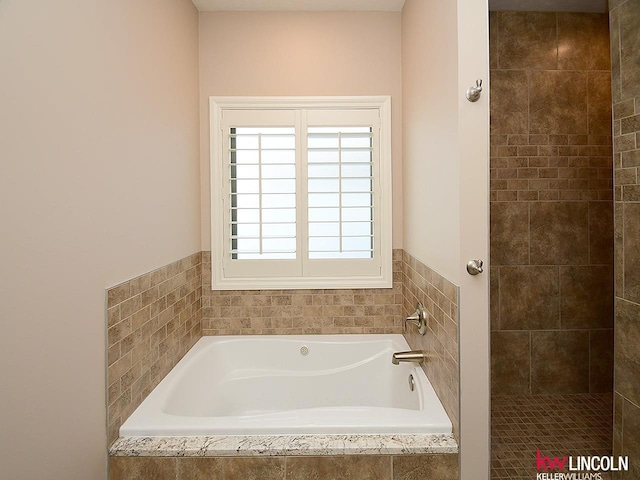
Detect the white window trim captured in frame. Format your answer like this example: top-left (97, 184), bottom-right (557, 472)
top-left (210, 96), bottom-right (392, 290)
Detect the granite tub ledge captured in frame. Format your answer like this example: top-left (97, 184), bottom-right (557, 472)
top-left (109, 433), bottom-right (458, 457)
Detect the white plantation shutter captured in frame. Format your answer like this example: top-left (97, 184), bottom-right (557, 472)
top-left (211, 98), bottom-right (391, 289)
top-left (220, 109), bottom-right (301, 278)
top-left (229, 126), bottom-right (297, 260)
top-left (307, 126), bottom-right (374, 260)
top-left (304, 108), bottom-right (382, 278)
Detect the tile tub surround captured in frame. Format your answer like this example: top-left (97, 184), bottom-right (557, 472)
top-left (106, 253), bottom-right (203, 445)
top-left (402, 251), bottom-right (459, 440)
top-left (109, 453), bottom-right (459, 480)
top-left (200, 249), bottom-right (404, 335)
top-left (489, 11), bottom-right (614, 395)
top-left (108, 249), bottom-right (460, 444)
top-left (611, 0), bottom-right (640, 477)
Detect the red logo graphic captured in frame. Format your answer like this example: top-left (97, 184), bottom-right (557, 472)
top-left (537, 450), bottom-right (568, 471)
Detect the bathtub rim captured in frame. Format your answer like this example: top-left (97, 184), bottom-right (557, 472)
top-left (109, 432), bottom-right (458, 457)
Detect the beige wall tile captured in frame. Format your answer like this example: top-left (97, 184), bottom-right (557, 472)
top-left (201, 250), bottom-right (404, 336)
top-left (491, 331), bottom-right (530, 395)
top-left (531, 330), bottom-right (590, 394)
top-left (590, 329), bottom-right (614, 393)
top-left (499, 266), bottom-right (559, 330)
top-left (220, 458), bottom-right (285, 480)
top-left (623, 204), bottom-right (640, 303)
top-left (392, 454), bottom-right (458, 480)
top-left (286, 455), bottom-right (391, 480)
top-left (497, 12), bottom-right (557, 70)
top-left (611, 0), bottom-right (640, 470)
top-left (530, 202), bottom-right (589, 265)
top-left (106, 252), bottom-right (202, 446)
top-left (560, 266), bottom-right (614, 329)
top-left (615, 298), bottom-right (640, 406)
top-left (621, 398), bottom-right (640, 480)
top-left (489, 70), bottom-right (529, 135)
top-left (109, 457), bottom-right (177, 480)
top-left (619, 0), bottom-right (640, 100)
top-left (489, 12), bottom-right (498, 69)
top-left (109, 454), bottom-right (460, 480)
top-left (557, 13), bottom-right (610, 71)
top-left (490, 202), bottom-right (530, 265)
top-left (590, 201), bottom-right (615, 265)
top-left (529, 71), bottom-right (588, 135)
top-left (402, 253), bottom-right (459, 439)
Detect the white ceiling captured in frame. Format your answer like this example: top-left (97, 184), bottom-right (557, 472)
top-left (192, 0), bottom-right (406, 11)
top-left (489, 0), bottom-right (608, 12)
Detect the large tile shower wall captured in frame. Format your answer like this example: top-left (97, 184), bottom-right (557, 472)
top-left (489, 11), bottom-right (614, 395)
top-left (106, 253), bottom-right (203, 445)
top-left (610, 0), bottom-right (640, 477)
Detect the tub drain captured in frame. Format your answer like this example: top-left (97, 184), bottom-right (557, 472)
top-left (300, 345), bottom-right (309, 356)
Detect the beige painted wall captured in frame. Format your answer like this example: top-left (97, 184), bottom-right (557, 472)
top-left (455, 0), bottom-right (491, 477)
top-left (199, 11), bottom-right (403, 250)
top-left (403, 0), bottom-right (491, 478)
top-left (0, 1), bottom-right (200, 478)
top-left (402, 0), bottom-right (461, 283)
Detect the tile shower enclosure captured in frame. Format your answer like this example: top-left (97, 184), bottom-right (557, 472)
top-left (489, 11), bottom-right (614, 396)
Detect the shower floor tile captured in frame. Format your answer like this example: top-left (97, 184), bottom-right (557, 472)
top-left (491, 394), bottom-right (613, 479)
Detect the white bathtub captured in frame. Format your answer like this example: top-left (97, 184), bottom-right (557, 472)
top-left (120, 334), bottom-right (452, 436)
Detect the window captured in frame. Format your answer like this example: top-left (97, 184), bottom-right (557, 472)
top-left (210, 97), bottom-right (392, 290)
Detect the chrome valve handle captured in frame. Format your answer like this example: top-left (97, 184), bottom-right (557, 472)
top-left (404, 303), bottom-right (427, 335)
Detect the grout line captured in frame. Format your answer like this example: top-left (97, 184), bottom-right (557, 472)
top-left (556, 265), bottom-right (562, 330)
top-left (588, 330), bottom-right (595, 393)
top-left (529, 330), bottom-right (532, 395)
top-left (527, 202), bottom-right (531, 267)
top-left (497, 266), bottom-right (501, 331)
top-left (622, 203), bottom-right (625, 299)
top-left (620, 397), bottom-right (625, 457)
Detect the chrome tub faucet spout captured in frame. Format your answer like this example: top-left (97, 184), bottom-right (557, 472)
top-left (392, 350), bottom-right (428, 365)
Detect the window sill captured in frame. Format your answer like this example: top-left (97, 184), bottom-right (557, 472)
top-left (211, 274), bottom-right (393, 291)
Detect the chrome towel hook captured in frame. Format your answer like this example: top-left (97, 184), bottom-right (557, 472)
top-left (465, 79), bottom-right (483, 102)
